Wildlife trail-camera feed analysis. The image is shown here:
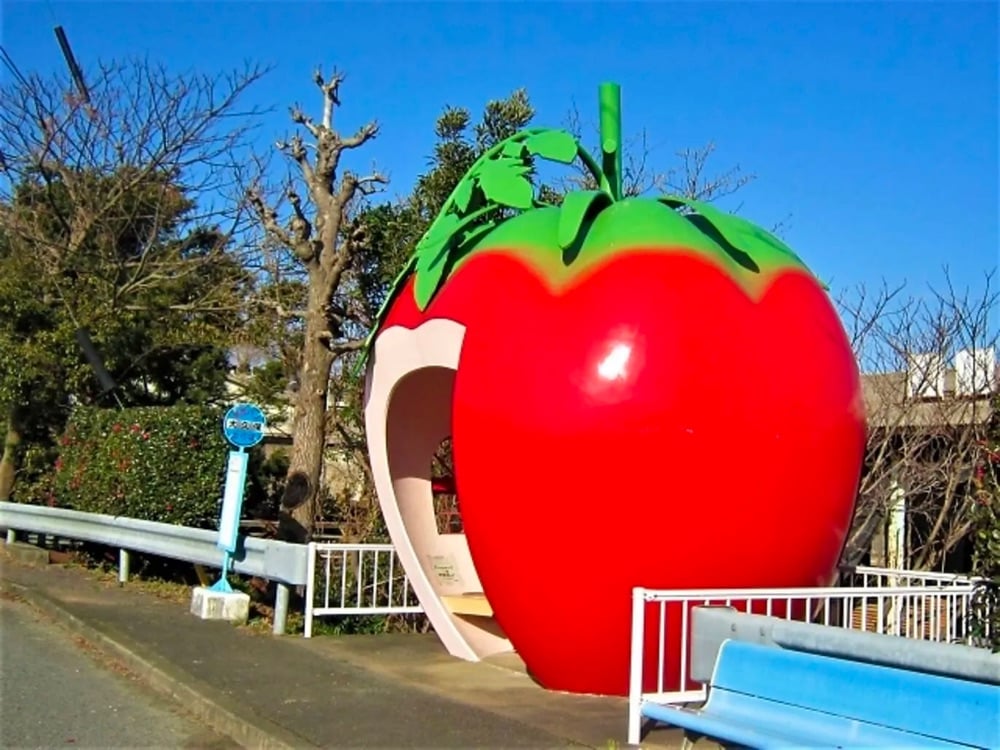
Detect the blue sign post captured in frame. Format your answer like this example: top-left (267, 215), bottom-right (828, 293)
top-left (211, 402), bottom-right (266, 592)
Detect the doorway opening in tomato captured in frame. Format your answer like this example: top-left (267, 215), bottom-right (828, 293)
top-left (432, 438), bottom-right (463, 534)
top-left (381, 360), bottom-right (509, 657)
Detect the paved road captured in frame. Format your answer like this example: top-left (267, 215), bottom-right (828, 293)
top-left (0, 596), bottom-right (238, 749)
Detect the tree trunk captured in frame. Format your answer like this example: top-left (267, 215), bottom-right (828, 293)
top-left (0, 409), bottom-right (22, 502)
top-left (278, 287), bottom-right (335, 544)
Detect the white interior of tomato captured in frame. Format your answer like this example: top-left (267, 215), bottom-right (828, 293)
top-left (364, 318), bottom-right (511, 661)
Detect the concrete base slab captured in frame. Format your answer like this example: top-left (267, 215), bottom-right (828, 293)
top-left (3, 541), bottom-right (50, 567)
top-left (189, 587), bottom-right (249, 625)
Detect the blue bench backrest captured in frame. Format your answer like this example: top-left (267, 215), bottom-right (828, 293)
top-left (712, 640), bottom-right (1000, 749)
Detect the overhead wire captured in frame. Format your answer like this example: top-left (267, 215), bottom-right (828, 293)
top-left (0, 45), bottom-right (31, 89)
top-left (44, 0), bottom-right (59, 26)
top-left (0, 46), bottom-right (32, 174)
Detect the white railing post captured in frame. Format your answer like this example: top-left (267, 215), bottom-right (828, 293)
top-left (372, 549), bottom-right (380, 608)
top-left (118, 548), bottom-right (130, 585)
top-left (627, 586), bottom-right (646, 746)
top-left (304, 541), bottom-right (317, 638)
top-left (273, 583), bottom-right (290, 635)
top-left (339, 548), bottom-right (348, 608)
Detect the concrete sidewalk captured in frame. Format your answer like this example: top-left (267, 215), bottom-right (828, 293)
top-left (0, 544), bottom-right (682, 749)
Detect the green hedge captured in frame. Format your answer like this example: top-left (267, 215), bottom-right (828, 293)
top-left (52, 405), bottom-right (229, 527)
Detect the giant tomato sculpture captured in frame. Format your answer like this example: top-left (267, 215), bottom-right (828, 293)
top-left (362, 84), bottom-right (866, 697)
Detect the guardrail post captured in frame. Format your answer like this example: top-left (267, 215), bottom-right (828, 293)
top-left (273, 583), bottom-right (290, 635)
top-left (118, 549), bottom-right (130, 585)
top-left (304, 542), bottom-right (317, 638)
top-left (5, 528), bottom-right (14, 545)
top-left (627, 587), bottom-right (646, 746)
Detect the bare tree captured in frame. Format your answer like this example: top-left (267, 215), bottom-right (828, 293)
top-left (248, 69), bottom-right (385, 542)
top-left (838, 270), bottom-right (998, 571)
top-left (0, 58), bottom-right (267, 310)
top-left (558, 102), bottom-right (756, 201)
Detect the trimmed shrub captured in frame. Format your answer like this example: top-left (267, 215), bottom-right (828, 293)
top-left (52, 405), bottom-right (229, 527)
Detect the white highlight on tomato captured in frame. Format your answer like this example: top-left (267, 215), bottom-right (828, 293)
top-left (597, 342), bottom-right (632, 381)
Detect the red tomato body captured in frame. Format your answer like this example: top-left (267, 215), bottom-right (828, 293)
top-left (378, 247), bottom-right (865, 696)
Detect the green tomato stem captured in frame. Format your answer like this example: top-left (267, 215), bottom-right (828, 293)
top-left (598, 82), bottom-right (623, 201)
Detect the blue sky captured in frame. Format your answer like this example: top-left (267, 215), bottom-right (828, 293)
top-left (3, 1), bottom-right (997, 304)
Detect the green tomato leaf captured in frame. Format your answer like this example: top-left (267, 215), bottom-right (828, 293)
top-left (419, 211), bottom-right (461, 251)
top-left (476, 159), bottom-right (534, 209)
top-left (502, 140), bottom-right (527, 158)
top-left (414, 266), bottom-right (448, 313)
top-left (525, 130), bottom-right (579, 164)
top-left (479, 157), bottom-right (532, 177)
top-left (660, 195), bottom-right (805, 266)
top-left (367, 126), bottom-right (598, 334)
top-left (458, 220), bottom-right (499, 252)
top-left (558, 190), bottom-right (613, 253)
top-left (410, 212), bottom-right (465, 310)
top-left (373, 255), bottom-right (416, 323)
top-left (414, 238), bottom-right (451, 310)
top-left (359, 255), bottom-right (418, 372)
top-left (452, 178), bottom-right (475, 213)
top-left (417, 238), bottom-right (449, 273)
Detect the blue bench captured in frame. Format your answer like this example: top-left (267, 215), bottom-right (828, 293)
top-left (641, 639), bottom-right (1000, 748)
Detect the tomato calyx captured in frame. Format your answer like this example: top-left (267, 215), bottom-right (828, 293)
top-left (361, 83), bottom-right (824, 368)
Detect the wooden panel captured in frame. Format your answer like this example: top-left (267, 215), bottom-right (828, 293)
top-left (441, 593), bottom-right (493, 617)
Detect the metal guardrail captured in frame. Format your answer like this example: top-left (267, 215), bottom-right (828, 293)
top-left (0, 502), bottom-right (309, 585)
top-left (0, 501), bottom-right (310, 634)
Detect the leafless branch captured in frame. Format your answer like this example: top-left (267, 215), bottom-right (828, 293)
top-left (248, 185), bottom-right (313, 261)
top-left (338, 170), bottom-right (388, 207)
top-left (290, 105), bottom-right (320, 139)
top-left (557, 105), bottom-right (754, 201)
top-left (277, 133), bottom-right (315, 186)
top-left (0, 57), bottom-right (269, 328)
top-left (340, 122), bottom-right (379, 151)
top-left (331, 338), bottom-right (366, 355)
top-left (315, 68), bottom-right (344, 130)
top-left (666, 142), bottom-right (756, 202)
top-left (838, 270), bottom-right (998, 570)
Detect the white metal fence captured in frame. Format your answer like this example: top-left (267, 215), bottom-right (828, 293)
top-left (840, 565), bottom-right (979, 590)
top-left (628, 567), bottom-right (983, 718)
top-left (304, 542), bottom-right (423, 637)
